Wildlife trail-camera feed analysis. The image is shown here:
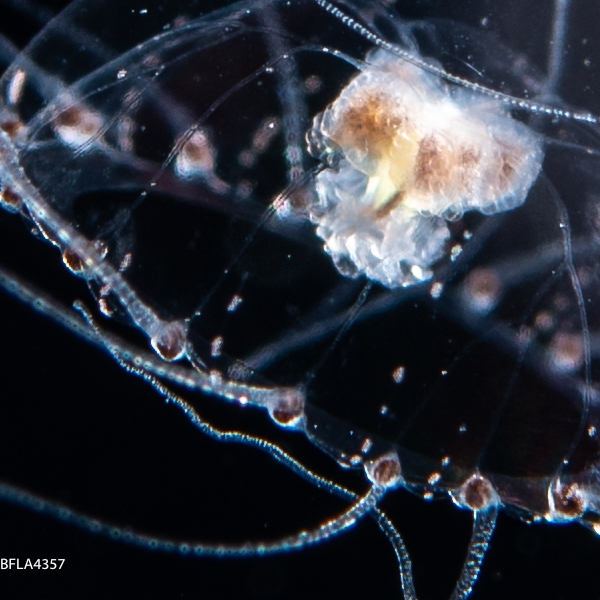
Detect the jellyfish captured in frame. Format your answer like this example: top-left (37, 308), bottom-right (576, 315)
top-left (0, 0), bottom-right (600, 598)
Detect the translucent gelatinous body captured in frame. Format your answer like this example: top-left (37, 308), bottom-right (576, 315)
top-left (0, 0), bottom-right (600, 598)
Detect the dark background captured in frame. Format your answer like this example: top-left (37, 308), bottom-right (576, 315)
top-left (0, 0), bottom-right (599, 599)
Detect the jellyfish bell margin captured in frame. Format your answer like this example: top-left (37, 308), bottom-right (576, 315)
top-left (0, 0), bottom-right (600, 599)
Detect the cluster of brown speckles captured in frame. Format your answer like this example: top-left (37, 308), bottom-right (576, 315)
top-left (308, 50), bottom-right (543, 287)
top-left (334, 92), bottom-right (406, 159)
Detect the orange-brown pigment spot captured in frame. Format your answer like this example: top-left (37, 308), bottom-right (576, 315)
top-left (552, 482), bottom-right (585, 518)
top-left (0, 186), bottom-right (22, 210)
top-left (334, 92), bottom-right (405, 159)
top-left (0, 118), bottom-right (24, 138)
top-left (62, 249), bottom-right (86, 274)
top-left (414, 135), bottom-right (449, 194)
top-left (182, 137), bottom-right (211, 163)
